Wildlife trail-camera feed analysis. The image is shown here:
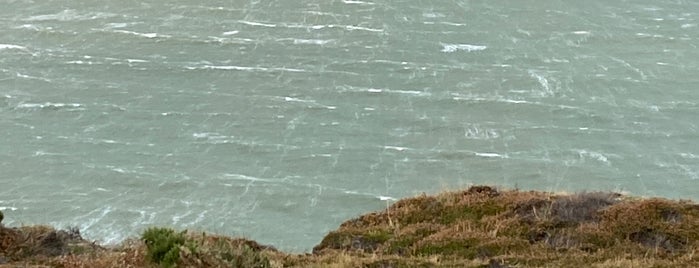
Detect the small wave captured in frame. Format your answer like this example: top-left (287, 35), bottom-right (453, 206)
top-left (222, 30), bottom-right (239, 36)
top-left (186, 65), bottom-right (306, 73)
top-left (384, 145), bottom-right (410, 152)
top-left (192, 132), bottom-right (230, 140)
top-left (345, 25), bottom-right (383, 32)
top-left (343, 190), bottom-right (397, 201)
top-left (223, 173), bottom-right (276, 183)
top-left (367, 88), bottom-right (430, 96)
top-left (451, 93), bottom-right (530, 105)
top-left (113, 30), bottom-right (169, 39)
top-left (15, 73), bottom-right (51, 82)
top-left (25, 10), bottom-right (117, 22)
top-left (342, 0), bottom-right (375, 5)
top-left (0, 44), bottom-right (28, 51)
top-left (679, 153), bottom-right (699, 159)
top-left (340, 86), bottom-right (430, 97)
top-left (292, 38), bottom-right (333, 45)
top-left (238, 20), bottom-right (277, 28)
top-left (440, 43), bottom-right (487, 53)
top-left (283, 96), bottom-right (315, 103)
top-left (281, 23), bottom-right (382, 33)
top-left (16, 102), bottom-right (83, 110)
top-left (126, 59), bottom-right (148, 63)
top-left (66, 60), bottom-right (96, 65)
top-left (0, 206), bottom-right (19, 211)
top-left (576, 150), bottom-right (613, 165)
top-left (475, 152), bottom-right (509, 159)
top-left (439, 22), bottom-right (467, 26)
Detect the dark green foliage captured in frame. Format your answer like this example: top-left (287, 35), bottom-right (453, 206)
top-left (141, 227), bottom-right (186, 267)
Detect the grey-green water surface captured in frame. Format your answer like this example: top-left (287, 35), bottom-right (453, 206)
top-left (1, 0), bottom-right (698, 251)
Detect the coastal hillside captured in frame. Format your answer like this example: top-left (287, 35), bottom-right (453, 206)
top-left (2, 186), bottom-right (699, 267)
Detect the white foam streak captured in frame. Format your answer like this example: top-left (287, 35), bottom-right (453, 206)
top-left (188, 65), bottom-right (306, 73)
top-left (343, 86), bottom-right (431, 97)
top-left (577, 150), bottom-right (613, 165)
top-left (345, 25), bottom-right (384, 32)
top-left (113, 30), bottom-right (168, 39)
top-left (475, 152), bottom-right (509, 159)
top-left (17, 102), bottom-right (83, 109)
top-left (384, 146), bottom-right (410, 151)
top-left (342, 0), bottom-right (375, 5)
top-left (292, 38), bottom-right (333, 45)
top-left (441, 43), bottom-right (487, 53)
top-left (25, 10), bottom-right (117, 22)
top-left (238, 20), bottom-right (277, 28)
top-left (0, 44), bottom-right (27, 51)
top-left (223, 173), bottom-right (275, 183)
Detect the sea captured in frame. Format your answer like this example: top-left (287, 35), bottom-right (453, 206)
top-left (1, 0), bottom-right (698, 252)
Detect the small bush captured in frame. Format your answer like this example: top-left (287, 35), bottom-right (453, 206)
top-left (142, 227), bottom-right (186, 267)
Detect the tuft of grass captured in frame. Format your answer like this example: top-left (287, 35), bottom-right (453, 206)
top-left (141, 227), bottom-right (186, 267)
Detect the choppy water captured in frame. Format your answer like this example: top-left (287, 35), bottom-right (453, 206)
top-left (1, 0), bottom-right (698, 251)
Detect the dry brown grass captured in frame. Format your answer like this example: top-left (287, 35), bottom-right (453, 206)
top-left (2, 186), bottom-right (699, 267)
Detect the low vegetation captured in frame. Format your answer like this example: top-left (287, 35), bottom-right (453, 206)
top-left (2, 186), bottom-right (699, 267)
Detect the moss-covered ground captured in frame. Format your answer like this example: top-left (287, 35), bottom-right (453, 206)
top-left (2, 186), bottom-right (699, 267)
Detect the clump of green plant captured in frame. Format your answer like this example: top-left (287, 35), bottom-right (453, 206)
top-left (141, 227), bottom-right (187, 267)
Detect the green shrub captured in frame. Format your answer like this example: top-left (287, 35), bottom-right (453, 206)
top-left (142, 227), bottom-right (186, 267)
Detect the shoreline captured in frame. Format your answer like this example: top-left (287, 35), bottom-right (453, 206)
top-left (2, 185), bottom-right (699, 267)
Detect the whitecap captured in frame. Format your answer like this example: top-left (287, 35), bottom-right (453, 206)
top-left (292, 38), bottom-right (333, 45)
top-left (440, 43), bottom-right (487, 53)
top-left (17, 102), bottom-right (83, 109)
top-left (222, 173), bottom-right (275, 183)
top-left (378, 196), bottom-right (397, 201)
top-left (440, 22), bottom-right (467, 26)
top-left (577, 150), bottom-right (612, 165)
top-left (345, 25), bottom-right (383, 32)
top-left (222, 30), bottom-right (239, 35)
top-left (384, 146), bottom-right (410, 151)
top-left (475, 152), bottom-right (509, 158)
top-left (0, 44), bottom-right (28, 51)
top-left (188, 65), bottom-right (305, 73)
top-left (283, 96), bottom-right (315, 103)
top-left (342, 0), bottom-right (375, 5)
top-left (25, 10), bottom-right (116, 22)
top-left (238, 20), bottom-right (277, 28)
top-left (113, 30), bottom-right (168, 39)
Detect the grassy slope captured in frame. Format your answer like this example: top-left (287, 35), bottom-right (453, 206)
top-left (2, 186), bottom-right (699, 267)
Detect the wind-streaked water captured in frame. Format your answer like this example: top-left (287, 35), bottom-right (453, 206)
top-left (1, 0), bottom-right (698, 251)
